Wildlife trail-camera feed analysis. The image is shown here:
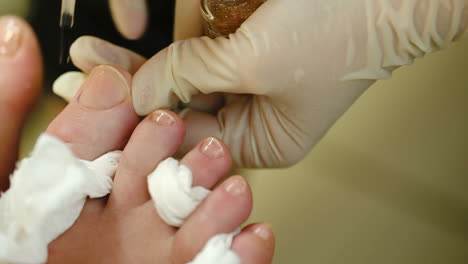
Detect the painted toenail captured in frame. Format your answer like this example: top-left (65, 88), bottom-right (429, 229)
top-left (224, 176), bottom-right (246, 196)
top-left (79, 66), bottom-right (129, 109)
top-left (151, 110), bottom-right (176, 126)
top-left (0, 17), bottom-right (22, 57)
top-left (200, 137), bottom-right (224, 159)
top-left (253, 224), bottom-right (273, 241)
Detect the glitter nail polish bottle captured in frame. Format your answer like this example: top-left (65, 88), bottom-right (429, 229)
top-left (201, 0), bottom-right (266, 38)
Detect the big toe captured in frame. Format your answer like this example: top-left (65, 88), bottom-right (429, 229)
top-left (0, 16), bottom-right (42, 190)
top-left (46, 65), bottom-right (139, 160)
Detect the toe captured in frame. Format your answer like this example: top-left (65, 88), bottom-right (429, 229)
top-left (172, 175), bottom-right (253, 263)
top-left (45, 65), bottom-right (139, 248)
top-left (180, 136), bottom-right (232, 188)
top-left (109, 110), bottom-right (185, 209)
top-left (232, 223), bottom-right (276, 264)
top-left (0, 16), bottom-right (42, 190)
top-left (46, 65), bottom-right (139, 160)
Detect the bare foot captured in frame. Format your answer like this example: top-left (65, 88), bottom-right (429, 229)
top-left (45, 65), bottom-right (275, 263)
top-left (0, 16), bottom-right (42, 191)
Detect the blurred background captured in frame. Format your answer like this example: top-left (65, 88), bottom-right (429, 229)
top-left (2, 1), bottom-right (468, 263)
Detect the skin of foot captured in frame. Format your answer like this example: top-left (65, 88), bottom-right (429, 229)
top-left (2, 61), bottom-right (275, 262)
top-left (46, 66), bottom-right (275, 263)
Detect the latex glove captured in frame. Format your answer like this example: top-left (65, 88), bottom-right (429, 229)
top-left (69, 0), bottom-right (468, 168)
top-left (108, 0), bottom-right (148, 40)
top-left (108, 0), bottom-right (203, 40)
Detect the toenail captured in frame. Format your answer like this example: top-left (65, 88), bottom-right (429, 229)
top-left (0, 17), bottom-right (22, 57)
top-left (151, 110), bottom-right (176, 126)
top-left (253, 224), bottom-right (273, 241)
top-left (200, 137), bottom-right (224, 159)
top-left (79, 66), bottom-right (129, 109)
top-left (224, 176), bottom-right (246, 196)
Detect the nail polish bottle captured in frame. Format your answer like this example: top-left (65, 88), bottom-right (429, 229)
top-left (201, 0), bottom-right (266, 38)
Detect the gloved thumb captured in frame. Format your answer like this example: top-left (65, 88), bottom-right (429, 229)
top-left (132, 33), bottom-right (258, 116)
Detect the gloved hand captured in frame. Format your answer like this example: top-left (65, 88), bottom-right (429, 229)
top-left (108, 0), bottom-right (202, 40)
top-left (107, 0), bottom-right (148, 40)
top-left (62, 0), bottom-right (468, 168)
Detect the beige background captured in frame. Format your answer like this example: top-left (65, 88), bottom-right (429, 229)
top-left (0, 0), bottom-right (29, 18)
top-left (3, 2), bottom-right (468, 263)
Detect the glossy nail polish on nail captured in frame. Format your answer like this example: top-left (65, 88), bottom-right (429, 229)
top-left (253, 224), bottom-right (273, 241)
top-left (224, 176), bottom-right (247, 196)
top-left (0, 18), bottom-right (22, 57)
top-left (200, 137), bottom-right (224, 159)
top-left (151, 110), bottom-right (176, 126)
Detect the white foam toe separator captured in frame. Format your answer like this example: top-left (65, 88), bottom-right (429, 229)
top-left (148, 158), bottom-right (241, 264)
top-left (0, 133), bottom-right (121, 264)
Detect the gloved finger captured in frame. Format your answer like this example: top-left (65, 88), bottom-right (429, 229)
top-left (108, 0), bottom-right (148, 40)
top-left (174, 0), bottom-right (204, 41)
top-left (70, 36), bottom-right (146, 74)
top-left (179, 95), bottom-right (310, 168)
top-left (174, 0), bottom-right (224, 114)
top-left (132, 33), bottom-right (263, 115)
top-left (175, 0), bottom-right (225, 115)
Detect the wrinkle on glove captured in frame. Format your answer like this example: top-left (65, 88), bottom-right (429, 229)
top-left (0, 134), bottom-right (121, 263)
top-left (148, 158), bottom-right (240, 264)
top-left (343, 0), bottom-right (468, 80)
